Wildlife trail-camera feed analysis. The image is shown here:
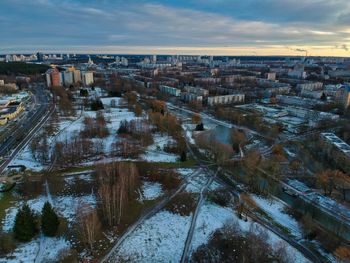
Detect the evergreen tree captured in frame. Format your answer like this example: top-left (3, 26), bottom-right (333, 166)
top-left (195, 123), bottom-right (204, 131)
top-left (41, 202), bottom-right (59, 237)
top-left (13, 204), bottom-right (37, 242)
top-left (180, 151), bottom-right (187, 162)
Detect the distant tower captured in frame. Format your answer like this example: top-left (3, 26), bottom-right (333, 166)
top-left (88, 56), bottom-right (94, 65)
top-left (37, 52), bottom-right (44, 62)
top-left (152, 55), bottom-right (157, 63)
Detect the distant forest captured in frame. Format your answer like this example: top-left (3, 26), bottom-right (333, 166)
top-left (0, 62), bottom-right (50, 75)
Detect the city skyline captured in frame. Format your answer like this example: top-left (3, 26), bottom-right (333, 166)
top-left (1, 0), bottom-right (350, 56)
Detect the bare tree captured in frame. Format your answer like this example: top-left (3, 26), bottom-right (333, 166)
top-left (77, 203), bottom-right (101, 252)
top-left (96, 162), bottom-right (139, 226)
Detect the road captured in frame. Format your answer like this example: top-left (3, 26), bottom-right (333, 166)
top-left (0, 83), bottom-right (53, 175)
top-left (180, 168), bottom-right (218, 263)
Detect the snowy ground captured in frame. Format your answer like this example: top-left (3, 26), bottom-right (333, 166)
top-left (112, 210), bottom-right (192, 263)
top-left (141, 133), bottom-right (178, 163)
top-left (138, 181), bottom-right (163, 201)
top-left (64, 172), bottom-right (94, 185)
top-left (185, 172), bottom-right (210, 193)
top-left (8, 97), bottom-right (138, 171)
top-left (0, 237), bottom-right (70, 263)
top-left (190, 201), bottom-right (309, 263)
top-left (9, 145), bottom-right (44, 172)
top-left (190, 202), bottom-right (235, 252)
top-left (2, 193), bottom-right (96, 232)
top-left (252, 195), bottom-right (303, 237)
top-left (182, 124), bottom-right (195, 145)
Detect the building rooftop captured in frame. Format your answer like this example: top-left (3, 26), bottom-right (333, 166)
top-left (321, 133), bottom-right (350, 156)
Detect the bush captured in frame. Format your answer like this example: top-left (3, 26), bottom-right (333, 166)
top-left (41, 202), bottom-right (60, 237)
top-left (208, 188), bottom-right (232, 207)
top-left (195, 123), bottom-right (204, 131)
top-left (13, 204), bottom-right (38, 242)
top-left (0, 232), bottom-right (16, 256)
top-left (165, 192), bottom-right (197, 216)
top-left (90, 99), bottom-right (104, 111)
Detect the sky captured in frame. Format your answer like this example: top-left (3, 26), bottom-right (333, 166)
top-left (1, 0), bottom-right (350, 56)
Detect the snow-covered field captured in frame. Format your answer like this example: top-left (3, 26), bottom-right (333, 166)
top-left (0, 237), bottom-right (70, 263)
top-left (252, 195), bottom-right (302, 237)
top-left (112, 210), bottom-right (192, 263)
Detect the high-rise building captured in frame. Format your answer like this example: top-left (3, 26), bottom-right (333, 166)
top-left (82, 72), bottom-right (94, 86)
top-left (45, 68), bottom-right (61, 87)
top-left (63, 71), bottom-right (74, 86)
top-left (336, 85), bottom-right (350, 108)
top-left (73, 69), bottom-right (81, 83)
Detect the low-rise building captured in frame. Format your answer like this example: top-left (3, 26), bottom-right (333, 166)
top-left (180, 92), bottom-right (203, 102)
top-left (184, 86), bottom-right (209, 97)
top-left (300, 90), bottom-right (325, 99)
top-left (159, 85), bottom-right (181, 97)
top-left (276, 95), bottom-right (324, 108)
top-left (297, 82), bottom-right (323, 91)
top-left (321, 133), bottom-right (350, 158)
top-left (207, 94), bottom-right (245, 106)
top-left (0, 101), bottom-right (24, 124)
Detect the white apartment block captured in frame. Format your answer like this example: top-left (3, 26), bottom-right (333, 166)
top-left (207, 94), bottom-right (245, 106)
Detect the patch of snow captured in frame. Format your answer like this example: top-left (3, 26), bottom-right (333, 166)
top-left (208, 181), bottom-right (222, 191)
top-left (141, 134), bottom-right (178, 163)
top-left (100, 97), bottom-right (125, 107)
top-left (0, 237), bottom-right (70, 263)
top-left (177, 168), bottom-right (195, 177)
top-left (191, 203), bottom-right (235, 252)
top-left (113, 211), bottom-right (192, 262)
top-left (185, 172), bottom-right (209, 193)
top-left (139, 182), bottom-right (163, 201)
top-left (252, 195), bottom-right (302, 237)
top-left (9, 145), bottom-right (45, 172)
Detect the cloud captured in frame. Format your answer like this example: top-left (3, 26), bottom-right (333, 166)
top-left (335, 44), bottom-right (349, 51)
top-left (0, 0), bottom-right (350, 56)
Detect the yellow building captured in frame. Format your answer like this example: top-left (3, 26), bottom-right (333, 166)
top-left (0, 101), bottom-right (24, 124)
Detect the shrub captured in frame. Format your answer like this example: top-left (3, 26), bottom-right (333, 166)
top-left (0, 232), bottom-right (16, 256)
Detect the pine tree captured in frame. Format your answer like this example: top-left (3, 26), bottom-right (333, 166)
top-left (180, 151), bottom-right (187, 162)
top-left (41, 202), bottom-right (59, 237)
top-left (13, 204), bottom-right (38, 242)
